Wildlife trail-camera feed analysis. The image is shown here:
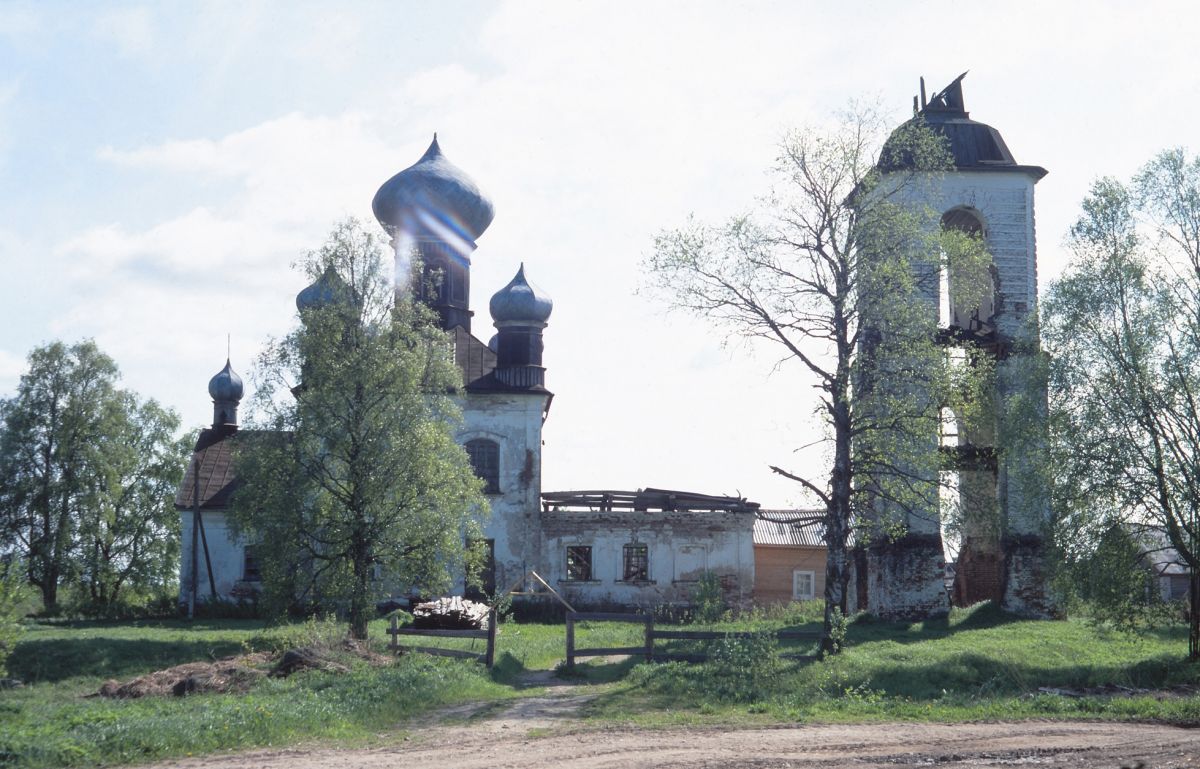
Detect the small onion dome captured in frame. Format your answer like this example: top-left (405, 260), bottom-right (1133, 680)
top-left (208, 358), bottom-right (243, 402)
top-left (296, 265), bottom-right (352, 312)
top-left (487, 334), bottom-right (500, 353)
top-left (372, 134), bottom-right (495, 241)
top-left (489, 263), bottom-right (553, 324)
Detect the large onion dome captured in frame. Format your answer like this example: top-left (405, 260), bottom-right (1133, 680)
top-left (489, 264), bottom-right (553, 324)
top-left (208, 359), bottom-right (243, 402)
top-left (372, 135), bottom-right (495, 242)
top-left (295, 265), bottom-right (353, 312)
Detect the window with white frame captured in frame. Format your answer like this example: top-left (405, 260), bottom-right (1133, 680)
top-left (792, 569), bottom-right (815, 601)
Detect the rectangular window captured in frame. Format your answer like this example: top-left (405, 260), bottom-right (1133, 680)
top-left (622, 543), bottom-right (649, 582)
top-left (792, 570), bottom-right (815, 601)
top-left (565, 545), bottom-right (592, 581)
top-left (465, 439), bottom-right (501, 494)
top-left (243, 546), bottom-right (262, 582)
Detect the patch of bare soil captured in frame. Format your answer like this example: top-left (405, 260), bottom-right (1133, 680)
top-left (150, 720), bottom-right (1200, 768)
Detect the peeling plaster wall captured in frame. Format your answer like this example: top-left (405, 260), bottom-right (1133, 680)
top-left (178, 510), bottom-right (256, 602)
top-left (460, 390), bottom-right (550, 593)
top-left (538, 509), bottom-right (755, 610)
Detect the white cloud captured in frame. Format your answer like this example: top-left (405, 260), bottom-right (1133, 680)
top-left (14, 0), bottom-right (1200, 505)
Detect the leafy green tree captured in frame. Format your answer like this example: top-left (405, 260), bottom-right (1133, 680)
top-left (1044, 150), bottom-right (1200, 657)
top-left (646, 109), bottom-right (990, 652)
top-left (0, 340), bottom-right (183, 614)
top-left (75, 394), bottom-right (187, 614)
top-left (230, 220), bottom-right (488, 639)
top-left (0, 557), bottom-right (33, 675)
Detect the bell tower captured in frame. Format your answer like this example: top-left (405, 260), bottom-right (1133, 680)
top-left (862, 73), bottom-right (1054, 619)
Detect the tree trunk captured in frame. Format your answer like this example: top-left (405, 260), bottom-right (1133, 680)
top-left (1190, 571), bottom-right (1199, 661)
top-left (821, 397), bottom-right (853, 656)
top-left (349, 534), bottom-right (371, 640)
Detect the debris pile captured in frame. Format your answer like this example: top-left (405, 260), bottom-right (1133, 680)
top-left (412, 596), bottom-right (490, 629)
top-left (97, 654), bottom-right (270, 698)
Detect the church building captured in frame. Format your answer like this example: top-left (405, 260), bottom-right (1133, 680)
top-left (176, 136), bottom-right (756, 612)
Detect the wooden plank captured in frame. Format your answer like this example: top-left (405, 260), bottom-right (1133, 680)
top-left (391, 627), bottom-right (489, 639)
top-left (529, 570), bottom-right (576, 612)
top-left (397, 645), bottom-right (484, 661)
top-left (652, 652), bottom-right (710, 663)
top-left (573, 646), bottom-right (644, 657)
top-left (567, 611), bottom-right (645, 623)
top-left (644, 616), bottom-right (654, 662)
top-left (389, 615), bottom-right (398, 652)
top-left (485, 608), bottom-right (497, 668)
top-left (649, 629), bottom-right (821, 641)
top-left (651, 630), bottom-right (726, 640)
top-left (566, 616), bottom-right (575, 669)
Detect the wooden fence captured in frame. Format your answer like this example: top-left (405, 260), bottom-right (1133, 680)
top-left (566, 610), bottom-right (821, 668)
top-left (388, 608), bottom-right (497, 668)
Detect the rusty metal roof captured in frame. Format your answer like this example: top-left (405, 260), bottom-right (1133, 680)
top-left (753, 510), bottom-right (826, 547)
top-left (542, 488), bottom-right (759, 513)
top-left (174, 428), bottom-right (282, 510)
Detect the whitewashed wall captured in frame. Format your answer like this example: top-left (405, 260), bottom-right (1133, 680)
top-left (539, 509), bottom-right (755, 609)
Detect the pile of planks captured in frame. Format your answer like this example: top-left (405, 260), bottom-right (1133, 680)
top-left (411, 596), bottom-right (490, 629)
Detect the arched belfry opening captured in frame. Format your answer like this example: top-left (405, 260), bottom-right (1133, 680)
top-left (940, 207), bottom-right (997, 338)
top-left (937, 206), bottom-right (1004, 607)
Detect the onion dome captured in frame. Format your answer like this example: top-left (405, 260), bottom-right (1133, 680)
top-left (296, 265), bottom-right (352, 312)
top-left (489, 264), bottom-right (553, 324)
top-left (208, 359), bottom-right (243, 402)
top-left (372, 134), bottom-right (495, 242)
top-left (880, 73), bottom-right (1046, 180)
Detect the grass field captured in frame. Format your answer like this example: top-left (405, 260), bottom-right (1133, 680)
top-left (1, 603), bottom-right (1198, 767)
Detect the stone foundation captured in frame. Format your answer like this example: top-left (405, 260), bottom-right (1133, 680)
top-left (862, 534), bottom-right (949, 619)
top-left (1001, 534), bottom-right (1057, 617)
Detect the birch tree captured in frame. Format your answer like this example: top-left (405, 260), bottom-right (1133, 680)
top-left (1045, 150), bottom-right (1200, 658)
top-left (646, 109), bottom-right (989, 653)
top-left (230, 220), bottom-right (488, 639)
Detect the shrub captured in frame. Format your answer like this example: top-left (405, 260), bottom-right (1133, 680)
top-left (707, 631), bottom-right (780, 702)
top-left (691, 571), bottom-right (727, 624)
top-left (0, 560), bottom-right (34, 676)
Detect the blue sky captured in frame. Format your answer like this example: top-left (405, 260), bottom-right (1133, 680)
top-left (1, 1), bottom-right (1197, 506)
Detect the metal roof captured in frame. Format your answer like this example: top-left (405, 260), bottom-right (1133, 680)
top-left (753, 510), bottom-right (826, 547)
top-left (542, 488), bottom-right (759, 514)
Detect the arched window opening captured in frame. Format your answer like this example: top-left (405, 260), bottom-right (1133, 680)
top-left (940, 207), bottom-right (996, 335)
top-left (465, 438), bottom-right (501, 495)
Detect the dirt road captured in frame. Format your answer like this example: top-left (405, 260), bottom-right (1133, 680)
top-left (154, 677), bottom-right (1200, 769)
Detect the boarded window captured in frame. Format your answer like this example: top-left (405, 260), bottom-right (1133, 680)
top-left (792, 570), bottom-right (815, 600)
top-left (243, 546), bottom-right (262, 582)
top-left (465, 439), bottom-right (500, 494)
top-left (623, 543), bottom-right (649, 582)
top-left (566, 546), bottom-right (592, 581)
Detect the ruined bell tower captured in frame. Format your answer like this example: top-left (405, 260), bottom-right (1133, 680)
top-left (857, 73), bottom-right (1054, 619)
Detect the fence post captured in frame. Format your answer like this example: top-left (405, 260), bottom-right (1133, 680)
top-left (485, 608), bottom-right (497, 668)
top-left (566, 612), bottom-right (576, 669)
top-left (644, 615), bottom-right (654, 662)
top-left (389, 614), bottom-right (398, 653)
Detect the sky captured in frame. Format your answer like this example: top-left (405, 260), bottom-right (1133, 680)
top-left (1, 1), bottom-right (1197, 508)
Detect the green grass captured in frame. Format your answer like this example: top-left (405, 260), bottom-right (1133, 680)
top-left (3, 603), bottom-right (1199, 767)
top-left (585, 602), bottom-right (1200, 726)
